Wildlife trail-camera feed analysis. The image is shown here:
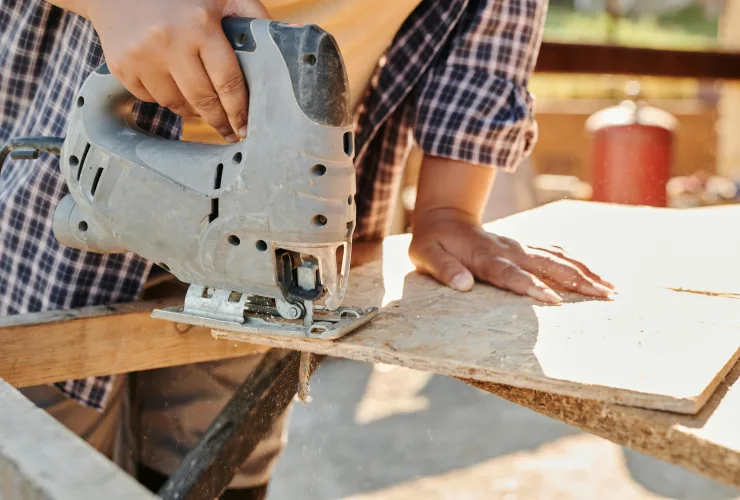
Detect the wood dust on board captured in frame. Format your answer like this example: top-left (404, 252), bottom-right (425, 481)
top-left (669, 288), bottom-right (740, 299)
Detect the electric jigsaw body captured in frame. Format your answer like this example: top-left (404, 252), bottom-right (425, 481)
top-left (1, 18), bottom-right (377, 343)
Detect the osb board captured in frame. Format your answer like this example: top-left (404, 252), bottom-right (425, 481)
top-left (463, 359), bottom-right (740, 488)
top-left (488, 200), bottom-right (740, 297)
top-left (215, 201), bottom-right (740, 415)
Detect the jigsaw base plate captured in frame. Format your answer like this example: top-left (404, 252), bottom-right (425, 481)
top-left (152, 305), bottom-right (378, 341)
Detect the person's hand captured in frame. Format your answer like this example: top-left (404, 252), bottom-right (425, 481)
top-left (408, 208), bottom-right (615, 304)
top-left (85, 0), bottom-right (270, 142)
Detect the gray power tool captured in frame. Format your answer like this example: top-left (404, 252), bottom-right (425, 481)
top-left (0, 17), bottom-right (377, 343)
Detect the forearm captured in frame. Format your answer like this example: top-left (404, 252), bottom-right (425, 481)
top-left (412, 156), bottom-right (496, 226)
top-left (46, 0), bottom-right (88, 18)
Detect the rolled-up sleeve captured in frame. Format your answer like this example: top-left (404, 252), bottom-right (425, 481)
top-left (413, 0), bottom-right (546, 172)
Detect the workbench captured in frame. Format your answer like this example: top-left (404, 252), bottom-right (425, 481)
top-left (2, 200), bottom-right (739, 497)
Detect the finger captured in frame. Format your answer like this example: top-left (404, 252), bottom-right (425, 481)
top-left (170, 57), bottom-right (238, 142)
top-left (111, 62), bottom-right (155, 103)
top-left (555, 252), bottom-right (615, 289)
top-left (139, 73), bottom-right (198, 118)
top-left (200, 33), bottom-right (249, 138)
top-left (412, 244), bottom-right (474, 292)
top-left (532, 245), bottom-right (615, 290)
top-left (525, 251), bottom-right (612, 297)
top-left (223, 0), bottom-right (272, 18)
top-left (518, 249), bottom-right (613, 298)
top-left (474, 255), bottom-right (562, 304)
top-left (492, 234), bottom-right (526, 256)
top-left (126, 77), bottom-right (156, 103)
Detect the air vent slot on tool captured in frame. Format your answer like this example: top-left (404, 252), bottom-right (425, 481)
top-left (76, 143), bottom-right (90, 181)
top-left (209, 199), bottom-right (219, 223)
top-left (343, 132), bottom-right (353, 156)
top-left (90, 167), bottom-right (103, 197)
top-left (209, 163), bottom-right (223, 223)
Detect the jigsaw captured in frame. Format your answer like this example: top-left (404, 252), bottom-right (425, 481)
top-left (1, 17), bottom-right (378, 399)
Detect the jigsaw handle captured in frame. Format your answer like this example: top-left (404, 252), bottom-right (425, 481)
top-left (54, 17), bottom-right (357, 307)
top-left (59, 17), bottom-right (352, 198)
top-left (222, 17), bottom-right (351, 128)
top-left (103, 16), bottom-right (351, 128)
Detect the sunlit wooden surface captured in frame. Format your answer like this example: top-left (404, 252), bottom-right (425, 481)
top-left (217, 201), bottom-right (740, 416)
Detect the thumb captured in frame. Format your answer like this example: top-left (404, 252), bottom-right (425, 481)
top-left (411, 244), bottom-right (474, 292)
top-left (223, 0), bottom-right (272, 18)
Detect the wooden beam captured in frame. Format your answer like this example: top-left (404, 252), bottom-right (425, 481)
top-left (536, 42), bottom-right (740, 80)
top-left (0, 244), bottom-right (384, 389)
top-left (0, 299), bottom-right (266, 388)
top-left (0, 379), bottom-right (154, 499)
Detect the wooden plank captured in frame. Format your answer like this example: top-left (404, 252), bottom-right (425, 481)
top-left (0, 299), bottom-right (266, 388)
top-left (4, 201), bottom-right (738, 414)
top-left (0, 378), bottom-right (154, 499)
top-left (535, 42), bottom-right (740, 80)
top-left (214, 201), bottom-right (740, 415)
top-left (463, 359), bottom-right (740, 489)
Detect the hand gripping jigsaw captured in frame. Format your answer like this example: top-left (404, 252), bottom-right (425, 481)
top-left (0, 17), bottom-right (378, 341)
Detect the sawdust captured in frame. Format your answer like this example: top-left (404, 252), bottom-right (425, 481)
top-left (669, 288), bottom-right (740, 299)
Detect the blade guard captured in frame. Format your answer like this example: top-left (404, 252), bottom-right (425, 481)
top-left (53, 18), bottom-right (356, 309)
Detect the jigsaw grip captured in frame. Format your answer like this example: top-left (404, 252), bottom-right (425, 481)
top-left (64, 17), bottom-right (350, 169)
top-left (55, 17), bottom-right (356, 307)
top-left (58, 16), bottom-right (354, 232)
top-left (222, 17), bottom-right (351, 128)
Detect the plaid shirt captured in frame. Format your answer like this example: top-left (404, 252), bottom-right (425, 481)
top-left (0, 0), bottom-right (544, 410)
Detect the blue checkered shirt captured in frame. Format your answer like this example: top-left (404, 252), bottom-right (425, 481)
top-left (0, 0), bottom-right (544, 409)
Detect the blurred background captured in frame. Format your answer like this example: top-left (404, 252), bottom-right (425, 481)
top-left (394, 0), bottom-right (740, 229)
top-left (186, 0), bottom-right (740, 230)
top-left (183, 3), bottom-right (740, 498)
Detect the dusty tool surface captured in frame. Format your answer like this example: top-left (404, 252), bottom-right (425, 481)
top-left (214, 201), bottom-right (740, 415)
top-left (1, 17), bottom-right (376, 356)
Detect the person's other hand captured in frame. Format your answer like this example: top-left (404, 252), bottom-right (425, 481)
top-left (86, 0), bottom-right (270, 142)
top-left (408, 208), bottom-right (615, 304)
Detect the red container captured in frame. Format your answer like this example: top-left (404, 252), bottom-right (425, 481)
top-left (586, 100), bottom-right (676, 207)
